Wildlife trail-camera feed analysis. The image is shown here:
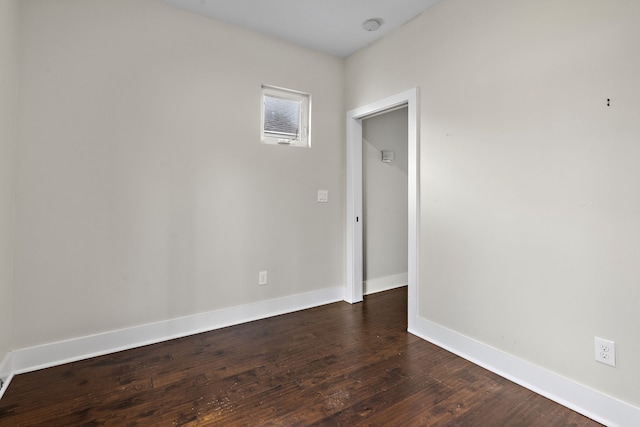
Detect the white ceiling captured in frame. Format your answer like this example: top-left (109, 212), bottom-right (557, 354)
top-left (160, 0), bottom-right (442, 58)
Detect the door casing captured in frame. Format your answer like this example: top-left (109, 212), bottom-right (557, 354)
top-left (345, 88), bottom-right (419, 327)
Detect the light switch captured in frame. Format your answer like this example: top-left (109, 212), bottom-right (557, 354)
top-left (317, 190), bottom-right (328, 203)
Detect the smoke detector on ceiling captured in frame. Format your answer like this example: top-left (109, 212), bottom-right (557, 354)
top-left (362, 18), bottom-right (384, 32)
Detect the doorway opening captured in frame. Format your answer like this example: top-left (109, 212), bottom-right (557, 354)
top-left (345, 88), bottom-right (418, 328)
top-left (362, 107), bottom-right (408, 296)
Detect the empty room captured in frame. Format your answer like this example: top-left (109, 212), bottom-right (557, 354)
top-left (0, 0), bottom-right (638, 425)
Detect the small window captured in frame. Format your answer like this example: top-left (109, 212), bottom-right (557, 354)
top-left (261, 85), bottom-right (311, 147)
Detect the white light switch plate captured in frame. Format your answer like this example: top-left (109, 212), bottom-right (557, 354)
top-left (317, 190), bottom-right (328, 203)
top-left (258, 271), bottom-right (268, 286)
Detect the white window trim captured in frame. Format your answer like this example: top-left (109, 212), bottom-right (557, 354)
top-left (261, 85), bottom-right (311, 148)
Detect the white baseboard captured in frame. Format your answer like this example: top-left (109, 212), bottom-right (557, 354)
top-left (5, 287), bottom-right (637, 427)
top-left (408, 315), bottom-right (640, 427)
top-left (0, 286), bottom-right (343, 395)
top-left (364, 272), bottom-right (407, 295)
top-left (0, 351), bottom-right (12, 400)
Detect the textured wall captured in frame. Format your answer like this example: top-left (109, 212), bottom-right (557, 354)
top-left (0, 0), bottom-right (18, 366)
top-left (14, 0), bottom-right (345, 348)
top-left (346, 0), bottom-right (640, 407)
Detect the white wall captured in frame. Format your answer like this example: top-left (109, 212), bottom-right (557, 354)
top-left (0, 0), bottom-right (18, 365)
top-left (14, 0), bottom-right (345, 349)
top-left (346, 0), bottom-right (640, 408)
top-left (362, 108), bottom-right (408, 293)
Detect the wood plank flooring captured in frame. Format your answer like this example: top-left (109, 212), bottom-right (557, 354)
top-left (0, 288), bottom-right (602, 426)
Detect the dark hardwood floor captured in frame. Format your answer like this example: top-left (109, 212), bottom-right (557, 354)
top-left (0, 288), bottom-right (601, 426)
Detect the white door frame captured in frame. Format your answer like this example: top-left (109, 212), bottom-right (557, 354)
top-left (345, 88), bottom-right (419, 324)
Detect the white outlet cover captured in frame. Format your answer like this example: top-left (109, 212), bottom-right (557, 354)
top-left (594, 337), bottom-right (616, 367)
top-left (259, 271), bottom-right (268, 286)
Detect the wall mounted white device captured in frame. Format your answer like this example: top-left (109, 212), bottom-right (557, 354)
top-left (381, 150), bottom-right (394, 163)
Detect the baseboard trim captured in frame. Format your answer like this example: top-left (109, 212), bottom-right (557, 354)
top-left (3, 287), bottom-right (344, 388)
top-left (364, 272), bottom-right (407, 295)
top-left (0, 351), bottom-right (13, 401)
top-left (408, 315), bottom-right (640, 427)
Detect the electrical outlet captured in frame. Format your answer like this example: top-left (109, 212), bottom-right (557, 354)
top-left (259, 271), bottom-right (268, 286)
top-left (594, 337), bottom-right (615, 367)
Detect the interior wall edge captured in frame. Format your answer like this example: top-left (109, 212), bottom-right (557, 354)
top-left (408, 314), bottom-right (640, 427)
